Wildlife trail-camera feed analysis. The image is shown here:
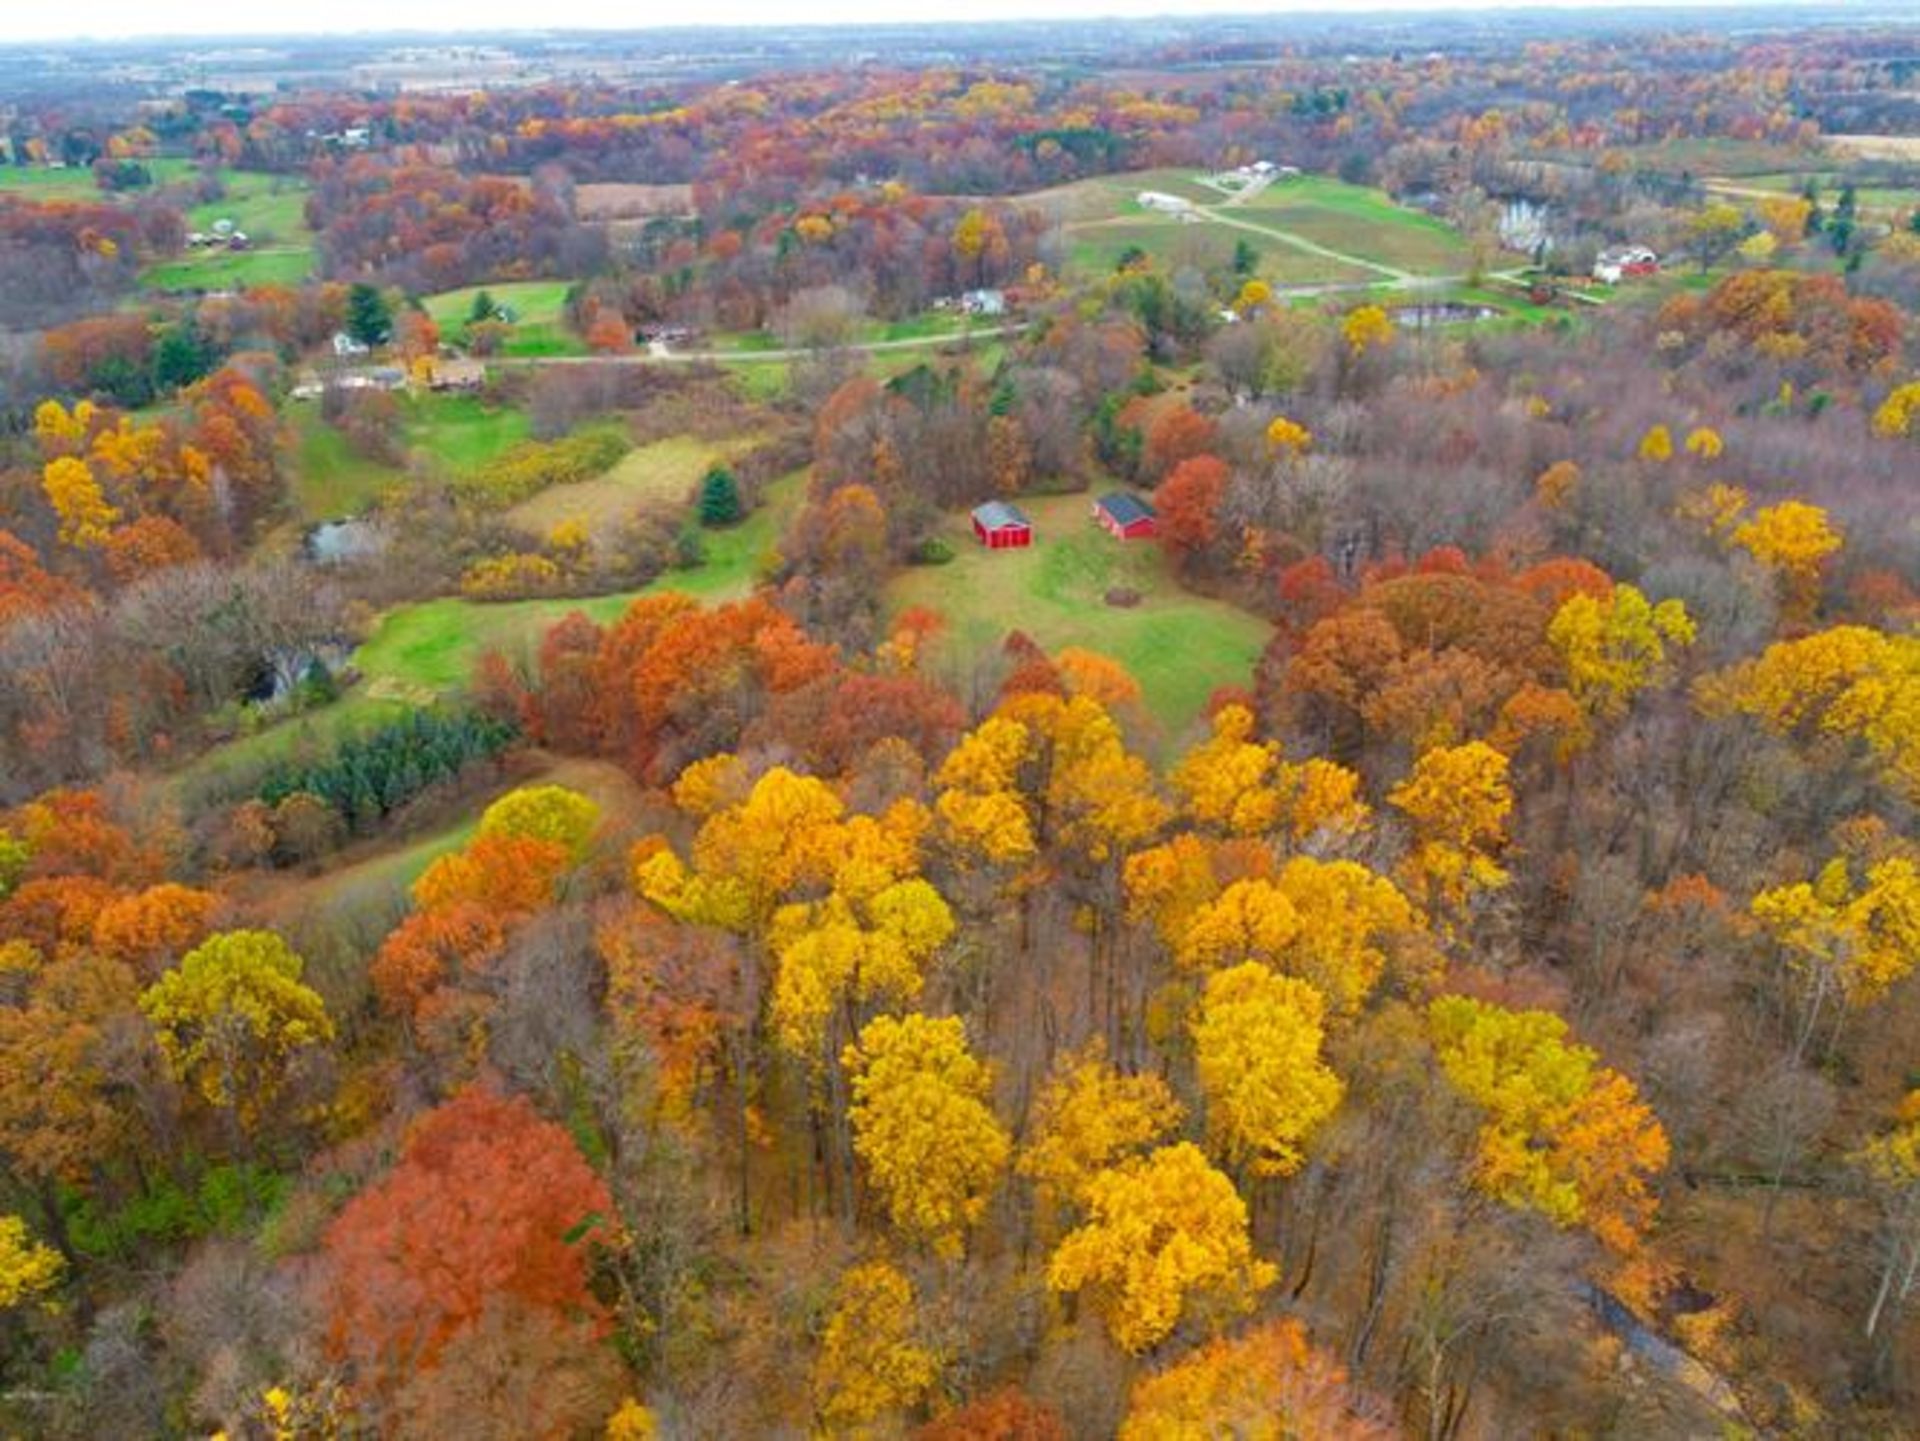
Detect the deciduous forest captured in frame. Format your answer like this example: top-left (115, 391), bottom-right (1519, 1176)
top-left (0, 6), bottom-right (1917, 1437)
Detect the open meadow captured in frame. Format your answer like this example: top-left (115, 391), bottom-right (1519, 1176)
top-left (887, 490), bottom-right (1271, 739)
top-left (422, 280), bottom-right (584, 357)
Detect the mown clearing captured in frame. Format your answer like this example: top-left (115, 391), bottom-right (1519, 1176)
top-left (887, 491), bottom-right (1271, 739)
top-left (422, 280), bottom-right (584, 358)
top-left (1045, 167), bottom-right (1469, 287)
top-left (288, 394), bottom-right (533, 522)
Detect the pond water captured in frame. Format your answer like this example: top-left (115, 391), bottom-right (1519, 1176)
top-left (1393, 302), bottom-right (1500, 329)
top-left (307, 518), bottom-right (385, 564)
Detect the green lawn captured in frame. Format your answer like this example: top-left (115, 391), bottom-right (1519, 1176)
top-left (290, 410), bottom-right (408, 520)
top-left (356, 469), bottom-right (801, 689)
top-left (405, 394), bottom-right (533, 473)
top-left (286, 394), bottom-right (532, 523)
top-left (1067, 216), bottom-right (1371, 286)
top-left (1051, 169), bottom-right (1465, 284)
top-left (142, 247), bottom-right (315, 292)
top-left (886, 491), bottom-right (1271, 738)
top-left (185, 172), bottom-right (311, 242)
top-left (422, 280), bottom-right (584, 358)
top-left (0, 156), bottom-right (200, 200)
top-left (1236, 177), bottom-right (1472, 274)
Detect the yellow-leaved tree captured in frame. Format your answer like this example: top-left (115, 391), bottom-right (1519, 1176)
top-left (1547, 583), bottom-right (1696, 720)
top-left (1750, 855), bottom-right (1920, 1061)
top-left (1699, 626), bottom-right (1920, 802)
top-left (138, 930), bottom-right (333, 1137)
top-left (1341, 305), bottom-right (1393, 359)
top-left (844, 1013), bottom-right (1010, 1258)
top-left (1388, 742), bottom-right (1514, 912)
top-left (478, 784), bottom-right (602, 861)
top-left (1192, 963), bottom-right (1343, 1177)
top-left (0, 1213), bottom-right (63, 1310)
top-left (1731, 499), bottom-right (1842, 618)
top-left (42, 455), bottom-right (120, 549)
top-left (1428, 995), bottom-right (1669, 1255)
top-left (1118, 1318), bottom-right (1393, 1441)
top-left (1046, 1141), bottom-right (1276, 1352)
top-left (1019, 1042), bottom-right (1184, 1210)
top-left (810, 1259), bottom-right (941, 1430)
top-left (1169, 704), bottom-right (1370, 846)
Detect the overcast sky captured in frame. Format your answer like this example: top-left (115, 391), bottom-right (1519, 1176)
top-left (8, 0), bottom-right (1816, 45)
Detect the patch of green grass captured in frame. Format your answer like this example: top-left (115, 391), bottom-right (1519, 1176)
top-left (886, 491), bottom-right (1271, 738)
top-left (1074, 218), bottom-right (1372, 286)
top-left (421, 280), bottom-right (584, 358)
top-left (289, 409), bottom-right (408, 521)
top-left (355, 469), bottom-right (803, 693)
top-left (404, 393), bottom-right (533, 474)
top-left (185, 172), bottom-right (311, 243)
top-left (0, 157), bottom-right (201, 201)
top-left (286, 394), bottom-right (533, 523)
top-left (142, 247), bottom-right (315, 291)
top-left (168, 694), bottom-right (415, 809)
top-left (1236, 177), bottom-right (1471, 274)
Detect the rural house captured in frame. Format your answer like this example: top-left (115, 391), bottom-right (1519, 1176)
top-left (1093, 492), bottom-right (1157, 541)
top-left (971, 500), bottom-right (1033, 550)
top-left (1593, 244), bottom-right (1659, 283)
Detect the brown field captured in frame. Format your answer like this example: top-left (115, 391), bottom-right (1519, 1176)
top-left (576, 182), bottom-right (697, 220)
top-left (504, 432), bottom-right (759, 536)
top-left (1826, 134), bottom-right (1920, 161)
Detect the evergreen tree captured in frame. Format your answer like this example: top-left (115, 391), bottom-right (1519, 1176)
top-left (698, 465), bottom-right (743, 528)
top-left (469, 289), bottom-right (496, 325)
top-left (346, 284), bottom-right (394, 347)
top-left (151, 322), bottom-right (214, 394)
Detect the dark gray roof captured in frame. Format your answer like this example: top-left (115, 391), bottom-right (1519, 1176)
top-left (971, 500), bottom-right (1031, 530)
top-left (1097, 492), bottom-right (1156, 525)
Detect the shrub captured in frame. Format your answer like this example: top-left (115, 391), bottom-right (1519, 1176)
top-left (461, 552), bottom-right (565, 599)
top-left (451, 426), bottom-right (630, 509)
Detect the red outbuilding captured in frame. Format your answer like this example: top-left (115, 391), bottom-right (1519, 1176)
top-left (971, 500), bottom-right (1034, 549)
top-left (1093, 491), bottom-right (1157, 541)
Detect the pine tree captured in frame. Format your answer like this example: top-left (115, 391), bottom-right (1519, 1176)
top-left (346, 283), bottom-right (394, 347)
top-left (697, 465), bottom-right (743, 528)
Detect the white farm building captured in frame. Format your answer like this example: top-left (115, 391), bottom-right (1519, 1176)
top-left (1137, 191), bottom-right (1194, 215)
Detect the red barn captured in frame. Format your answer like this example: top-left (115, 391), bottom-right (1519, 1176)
top-left (1093, 492), bottom-right (1157, 541)
top-left (971, 500), bottom-right (1033, 550)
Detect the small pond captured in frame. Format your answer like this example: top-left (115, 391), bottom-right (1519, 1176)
top-left (1393, 302), bottom-right (1500, 329)
top-left (307, 518), bottom-right (385, 565)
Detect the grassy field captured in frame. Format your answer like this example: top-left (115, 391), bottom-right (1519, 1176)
top-left (143, 248), bottom-right (315, 291)
top-left (887, 491), bottom-right (1271, 738)
top-left (289, 410), bottom-right (409, 520)
top-left (1709, 172), bottom-right (1919, 216)
top-left (1067, 216), bottom-right (1372, 286)
top-left (142, 169), bottom-right (317, 291)
top-left (1234, 177), bottom-right (1473, 274)
top-left (406, 394), bottom-right (533, 473)
top-left (422, 281), bottom-right (584, 358)
top-left (1046, 168), bottom-right (1466, 286)
top-left (184, 171), bottom-right (311, 243)
top-left (0, 156), bottom-right (201, 200)
top-left (357, 468), bottom-right (801, 689)
top-left (506, 433), bottom-right (759, 535)
top-left (287, 394), bottom-right (532, 522)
